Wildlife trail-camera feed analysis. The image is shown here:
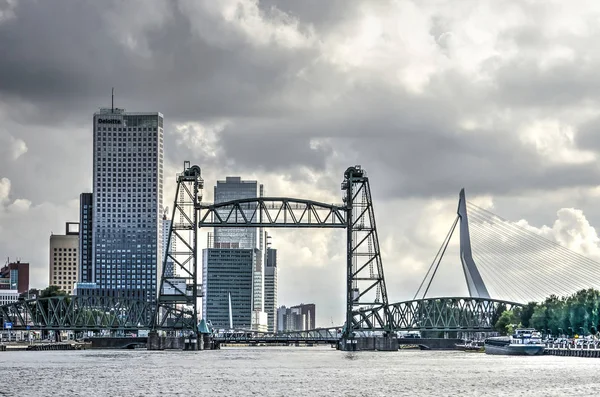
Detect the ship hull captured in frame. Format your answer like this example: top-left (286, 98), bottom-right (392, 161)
top-left (484, 343), bottom-right (545, 356)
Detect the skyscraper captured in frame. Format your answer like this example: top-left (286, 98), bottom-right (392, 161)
top-left (294, 303), bottom-right (316, 330)
top-left (50, 223), bottom-right (79, 295)
top-left (92, 107), bottom-right (164, 301)
top-left (79, 193), bottom-right (93, 283)
top-left (203, 177), bottom-right (268, 330)
top-left (161, 212), bottom-right (175, 277)
top-left (276, 303), bottom-right (316, 332)
top-left (202, 248), bottom-right (257, 329)
top-left (213, 177), bottom-right (259, 249)
top-left (264, 247), bottom-right (278, 332)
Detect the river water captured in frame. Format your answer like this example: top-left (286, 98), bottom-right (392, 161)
top-left (1, 347), bottom-right (599, 396)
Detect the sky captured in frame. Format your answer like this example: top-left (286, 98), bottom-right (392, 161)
top-left (2, 0), bottom-right (600, 327)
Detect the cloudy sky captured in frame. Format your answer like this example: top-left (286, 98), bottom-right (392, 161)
top-left (2, 0), bottom-right (600, 326)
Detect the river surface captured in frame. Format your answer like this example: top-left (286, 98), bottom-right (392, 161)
top-left (1, 347), bottom-right (599, 396)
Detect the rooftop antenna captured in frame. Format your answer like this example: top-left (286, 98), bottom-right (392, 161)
top-left (111, 87), bottom-right (114, 113)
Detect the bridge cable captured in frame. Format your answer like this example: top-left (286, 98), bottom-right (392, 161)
top-left (467, 212), bottom-right (586, 298)
top-left (468, 224), bottom-right (568, 302)
top-left (466, 204), bottom-right (600, 301)
top-left (460, 229), bottom-right (518, 300)
top-left (422, 215), bottom-right (459, 299)
top-left (468, 222), bottom-right (570, 300)
top-left (467, 206), bottom-right (600, 284)
top-left (413, 215), bottom-right (459, 300)
top-left (467, 202), bottom-right (600, 271)
top-left (468, 228), bottom-right (536, 301)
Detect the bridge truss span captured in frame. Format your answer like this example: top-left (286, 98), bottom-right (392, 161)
top-left (0, 296), bottom-right (195, 331)
top-left (198, 197), bottom-right (347, 228)
top-left (355, 297), bottom-right (523, 332)
top-left (213, 327), bottom-right (340, 344)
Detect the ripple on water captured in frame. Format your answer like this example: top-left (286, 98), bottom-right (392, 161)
top-left (1, 348), bottom-right (600, 396)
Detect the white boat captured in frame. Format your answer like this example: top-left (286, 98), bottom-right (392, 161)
top-left (484, 328), bottom-right (545, 356)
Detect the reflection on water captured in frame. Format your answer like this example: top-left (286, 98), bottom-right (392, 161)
top-left (1, 347), bottom-right (600, 396)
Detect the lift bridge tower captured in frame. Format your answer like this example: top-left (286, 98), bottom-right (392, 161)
top-left (154, 162), bottom-right (204, 340)
top-left (153, 162), bottom-right (392, 350)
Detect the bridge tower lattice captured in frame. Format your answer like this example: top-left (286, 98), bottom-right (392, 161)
top-left (154, 162), bottom-right (203, 335)
top-left (342, 166), bottom-right (392, 341)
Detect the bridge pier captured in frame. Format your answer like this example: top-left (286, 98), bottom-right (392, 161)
top-left (339, 337), bottom-right (398, 351)
top-left (148, 331), bottom-right (189, 351)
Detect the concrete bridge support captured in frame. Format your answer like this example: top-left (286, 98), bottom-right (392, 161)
top-left (147, 331), bottom-right (186, 350)
top-left (339, 337), bottom-right (398, 351)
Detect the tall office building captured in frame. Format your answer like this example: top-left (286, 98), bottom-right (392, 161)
top-left (276, 303), bottom-right (316, 332)
top-left (277, 306), bottom-right (305, 332)
top-left (203, 177), bottom-right (268, 330)
top-left (213, 177), bottom-right (259, 249)
top-left (294, 303), bottom-right (316, 330)
top-left (92, 107), bottom-right (164, 302)
top-left (79, 193), bottom-right (93, 283)
top-left (202, 248), bottom-right (258, 329)
top-left (50, 223), bottom-right (79, 295)
top-left (161, 212), bottom-right (175, 277)
top-left (264, 247), bottom-right (278, 332)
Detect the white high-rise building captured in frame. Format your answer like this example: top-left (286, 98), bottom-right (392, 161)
top-left (92, 107), bottom-right (164, 302)
top-left (161, 213), bottom-right (175, 277)
top-left (264, 247), bottom-right (278, 332)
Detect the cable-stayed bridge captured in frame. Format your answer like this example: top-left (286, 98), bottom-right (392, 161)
top-left (413, 189), bottom-right (600, 304)
top-left (2, 163), bottom-right (600, 350)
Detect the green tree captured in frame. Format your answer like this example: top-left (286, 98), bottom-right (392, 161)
top-left (519, 302), bottom-right (538, 328)
top-left (491, 303), bottom-right (507, 329)
top-left (529, 305), bottom-right (547, 332)
top-left (495, 310), bottom-right (519, 335)
top-left (40, 285), bottom-right (68, 299)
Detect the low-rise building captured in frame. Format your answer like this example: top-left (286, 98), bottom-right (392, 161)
top-left (0, 260), bottom-right (30, 293)
top-left (0, 289), bottom-right (19, 305)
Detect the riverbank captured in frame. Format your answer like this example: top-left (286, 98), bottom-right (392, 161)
top-left (0, 341), bottom-right (91, 351)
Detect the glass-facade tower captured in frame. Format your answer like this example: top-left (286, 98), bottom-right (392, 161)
top-left (162, 215), bottom-right (175, 277)
top-left (79, 193), bottom-right (93, 283)
top-left (202, 248), bottom-right (257, 329)
top-left (213, 177), bottom-right (259, 249)
top-left (92, 108), bottom-right (164, 302)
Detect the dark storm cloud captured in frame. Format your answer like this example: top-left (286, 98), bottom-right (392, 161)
top-left (257, 0), bottom-right (356, 29)
top-left (493, 59), bottom-right (600, 108)
top-left (0, 0), bottom-right (317, 124)
top-left (2, 0), bottom-right (599, 201)
top-left (219, 128), bottom-right (332, 171)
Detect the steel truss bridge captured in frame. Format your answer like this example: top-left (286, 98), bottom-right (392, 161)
top-left (213, 328), bottom-right (340, 345)
top-left (1, 162), bottom-right (532, 345)
top-left (0, 296), bottom-right (519, 334)
top-left (0, 295), bottom-right (196, 332)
